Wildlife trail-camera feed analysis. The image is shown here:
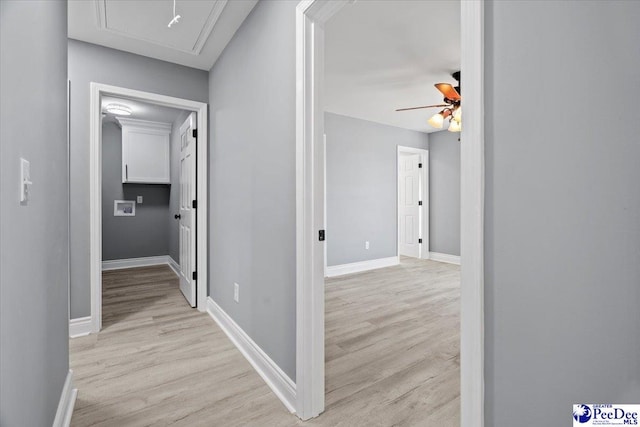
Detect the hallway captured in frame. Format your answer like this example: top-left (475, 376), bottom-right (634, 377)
top-left (70, 266), bottom-right (295, 426)
top-left (70, 259), bottom-right (459, 426)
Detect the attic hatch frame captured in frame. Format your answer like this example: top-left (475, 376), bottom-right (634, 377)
top-left (88, 83), bottom-right (209, 332)
top-left (295, 1), bottom-right (485, 424)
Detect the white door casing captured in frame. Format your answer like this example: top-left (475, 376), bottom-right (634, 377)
top-left (398, 153), bottom-right (421, 258)
top-left (179, 113), bottom-right (197, 307)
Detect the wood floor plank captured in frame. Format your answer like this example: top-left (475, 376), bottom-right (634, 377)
top-left (70, 258), bottom-right (459, 426)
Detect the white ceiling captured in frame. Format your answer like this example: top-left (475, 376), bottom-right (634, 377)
top-left (325, 0), bottom-right (460, 133)
top-left (102, 96), bottom-right (186, 124)
top-left (68, 0), bottom-right (258, 71)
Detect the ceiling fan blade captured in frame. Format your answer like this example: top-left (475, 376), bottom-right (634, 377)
top-left (434, 83), bottom-right (461, 101)
top-left (395, 104), bottom-right (449, 112)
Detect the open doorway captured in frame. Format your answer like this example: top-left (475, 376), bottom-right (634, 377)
top-left (295, 0), bottom-right (483, 423)
top-left (315, 1), bottom-right (461, 423)
top-left (87, 84), bottom-right (208, 334)
top-left (99, 96), bottom-right (196, 322)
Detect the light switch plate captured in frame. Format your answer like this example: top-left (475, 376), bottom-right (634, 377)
top-left (20, 158), bottom-right (32, 204)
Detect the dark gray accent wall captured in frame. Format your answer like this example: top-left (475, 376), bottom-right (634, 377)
top-left (0, 1), bottom-right (69, 425)
top-left (208, 0), bottom-right (297, 380)
top-left (101, 121), bottom-right (171, 260)
top-left (429, 130), bottom-right (460, 256)
top-left (169, 111), bottom-right (190, 262)
top-left (325, 112), bottom-right (429, 265)
top-left (485, 1), bottom-right (640, 424)
top-left (68, 40), bottom-right (208, 318)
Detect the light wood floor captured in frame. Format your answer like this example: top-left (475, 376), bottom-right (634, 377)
top-left (70, 257), bottom-right (459, 426)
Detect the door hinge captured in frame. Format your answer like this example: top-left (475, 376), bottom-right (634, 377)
top-left (192, 271), bottom-right (197, 280)
top-left (192, 200), bottom-right (197, 209)
top-left (418, 163), bottom-right (423, 168)
top-left (418, 238), bottom-right (423, 244)
top-left (418, 201), bottom-right (423, 206)
top-left (192, 129), bottom-right (197, 139)
top-left (319, 230), bottom-right (325, 241)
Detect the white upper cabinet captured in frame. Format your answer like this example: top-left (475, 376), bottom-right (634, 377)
top-left (117, 117), bottom-right (171, 184)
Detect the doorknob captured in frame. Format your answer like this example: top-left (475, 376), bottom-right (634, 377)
top-left (174, 214), bottom-right (181, 219)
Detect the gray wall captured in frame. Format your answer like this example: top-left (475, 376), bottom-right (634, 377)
top-left (69, 39), bottom-right (208, 318)
top-left (485, 1), bottom-right (640, 424)
top-left (208, 0), bottom-right (297, 380)
top-left (101, 121), bottom-right (171, 260)
top-left (169, 111), bottom-right (191, 262)
top-left (325, 112), bottom-right (429, 265)
top-left (429, 130), bottom-right (460, 256)
top-left (0, 1), bottom-right (70, 425)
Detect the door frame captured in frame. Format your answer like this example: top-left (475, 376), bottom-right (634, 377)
top-left (397, 146), bottom-right (429, 260)
top-left (295, 0), bottom-right (484, 424)
top-left (89, 83), bottom-right (208, 332)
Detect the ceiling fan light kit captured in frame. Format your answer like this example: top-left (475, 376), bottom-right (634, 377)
top-left (397, 71), bottom-right (462, 133)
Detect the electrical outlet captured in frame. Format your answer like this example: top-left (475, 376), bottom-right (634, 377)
top-left (365, 241), bottom-right (370, 250)
top-left (233, 283), bottom-right (239, 303)
top-left (137, 195), bottom-right (143, 204)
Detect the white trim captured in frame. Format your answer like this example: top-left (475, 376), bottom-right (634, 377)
top-left (53, 370), bottom-right (77, 427)
top-left (296, 0), bottom-right (484, 424)
top-left (94, 0), bottom-right (228, 56)
top-left (429, 252), bottom-right (461, 266)
top-left (325, 256), bottom-right (399, 278)
top-left (297, 0), bottom-right (350, 419)
top-left (115, 117), bottom-right (172, 132)
top-left (206, 297), bottom-right (296, 413)
top-left (397, 146), bottom-right (430, 260)
top-left (167, 256), bottom-right (181, 277)
top-left (69, 316), bottom-right (92, 338)
top-left (101, 255), bottom-right (176, 271)
top-left (90, 83), bottom-right (209, 335)
top-left (460, 1), bottom-right (485, 425)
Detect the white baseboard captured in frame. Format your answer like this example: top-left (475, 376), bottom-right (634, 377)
top-left (206, 297), bottom-right (296, 413)
top-left (69, 316), bottom-right (92, 338)
top-left (326, 256), bottom-right (399, 278)
top-left (53, 369), bottom-right (77, 427)
top-left (102, 255), bottom-right (178, 271)
top-left (167, 256), bottom-right (180, 277)
top-left (429, 252), bottom-right (461, 265)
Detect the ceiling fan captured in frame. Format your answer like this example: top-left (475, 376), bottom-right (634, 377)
top-left (396, 71), bottom-right (461, 132)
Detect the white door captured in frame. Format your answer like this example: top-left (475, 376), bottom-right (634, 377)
top-left (178, 113), bottom-right (197, 307)
top-left (399, 153), bottom-right (421, 258)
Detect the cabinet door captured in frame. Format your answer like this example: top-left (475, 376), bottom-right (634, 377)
top-left (122, 128), bottom-right (170, 184)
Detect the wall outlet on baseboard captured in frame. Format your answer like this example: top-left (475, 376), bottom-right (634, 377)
top-left (365, 241), bottom-right (370, 250)
top-left (233, 282), bottom-right (239, 303)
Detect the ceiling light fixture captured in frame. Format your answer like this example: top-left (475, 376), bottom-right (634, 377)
top-left (104, 103), bottom-right (132, 116)
top-left (428, 108), bottom-right (452, 129)
top-left (168, 0), bottom-right (181, 28)
top-left (448, 116), bottom-right (461, 132)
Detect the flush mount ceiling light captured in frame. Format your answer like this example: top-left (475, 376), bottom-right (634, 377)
top-left (167, 0), bottom-right (181, 28)
top-left (104, 103), bottom-right (132, 116)
top-left (396, 71), bottom-right (462, 133)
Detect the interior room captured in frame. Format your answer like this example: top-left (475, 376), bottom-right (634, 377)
top-left (319, 1), bottom-right (462, 423)
top-left (99, 97), bottom-right (193, 326)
